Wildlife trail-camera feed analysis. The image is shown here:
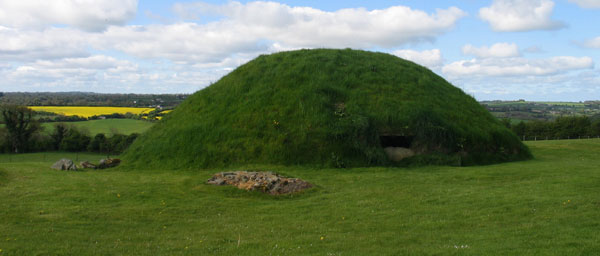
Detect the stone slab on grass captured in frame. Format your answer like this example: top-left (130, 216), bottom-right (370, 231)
top-left (207, 171), bottom-right (312, 195)
top-left (51, 158), bottom-right (77, 171)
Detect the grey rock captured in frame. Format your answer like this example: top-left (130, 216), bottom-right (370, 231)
top-left (80, 161), bottom-right (97, 169)
top-left (384, 147), bottom-right (415, 162)
top-left (98, 158), bottom-right (121, 169)
top-left (51, 158), bottom-right (77, 171)
top-left (207, 177), bottom-right (226, 185)
top-left (206, 171), bottom-right (312, 195)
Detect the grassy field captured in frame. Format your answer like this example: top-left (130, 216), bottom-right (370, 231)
top-left (541, 102), bottom-right (585, 107)
top-left (40, 119), bottom-right (154, 135)
top-left (1, 119), bottom-right (154, 136)
top-left (483, 101), bottom-right (585, 107)
top-left (0, 140), bottom-right (599, 255)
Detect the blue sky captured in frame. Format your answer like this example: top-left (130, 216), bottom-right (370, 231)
top-left (1, 0), bottom-right (600, 101)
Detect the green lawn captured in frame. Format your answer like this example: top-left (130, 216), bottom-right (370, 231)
top-left (1, 140), bottom-right (599, 255)
top-left (41, 119), bottom-right (154, 135)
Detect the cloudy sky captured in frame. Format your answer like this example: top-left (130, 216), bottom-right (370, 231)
top-left (1, 0), bottom-right (600, 101)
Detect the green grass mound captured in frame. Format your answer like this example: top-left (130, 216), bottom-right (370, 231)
top-left (123, 49), bottom-right (531, 169)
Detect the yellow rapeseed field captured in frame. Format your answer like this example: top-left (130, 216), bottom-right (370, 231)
top-left (29, 106), bottom-right (155, 118)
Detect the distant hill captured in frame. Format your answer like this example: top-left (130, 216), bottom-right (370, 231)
top-left (480, 100), bottom-right (600, 122)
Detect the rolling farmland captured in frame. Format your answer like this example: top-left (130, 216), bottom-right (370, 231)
top-left (29, 106), bottom-right (155, 118)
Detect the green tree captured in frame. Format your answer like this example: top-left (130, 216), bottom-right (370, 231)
top-left (500, 118), bottom-right (512, 129)
top-left (591, 120), bottom-right (600, 137)
top-left (0, 105), bottom-right (40, 153)
top-left (0, 128), bottom-right (8, 152)
top-left (512, 121), bottom-right (527, 138)
top-left (527, 120), bottom-right (551, 138)
top-left (50, 123), bottom-right (68, 150)
top-left (59, 126), bottom-right (91, 152)
top-left (88, 133), bottom-right (108, 153)
top-left (554, 116), bottom-right (591, 139)
top-left (0, 104), bottom-right (40, 153)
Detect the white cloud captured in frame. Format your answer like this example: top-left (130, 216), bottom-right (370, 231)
top-left (91, 2), bottom-right (466, 65)
top-left (9, 55), bottom-right (136, 80)
top-left (449, 69), bottom-right (600, 101)
top-left (392, 49), bottom-right (443, 68)
top-left (33, 55), bottom-right (135, 70)
top-left (0, 63), bottom-right (11, 70)
top-left (479, 0), bottom-right (565, 32)
top-left (172, 1), bottom-right (466, 48)
top-left (0, 1), bottom-right (469, 93)
top-left (583, 36), bottom-right (600, 48)
top-left (462, 43), bottom-right (520, 58)
top-left (14, 0), bottom-right (599, 99)
top-left (0, 55), bottom-right (221, 93)
top-left (442, 56), bottom-right (593, 77)
top-left (93, 23), bottom-right (266, 64)
top-left (0, 26), bottom-right (89, 61)
top-left (0, 0), bottom-right (138, 32)
top-left (569, 0), bottom-right (600, 8)
top-left (1, 55), bottom-right (139, 91)
top-left (523, 46), bottom-right (544, 53)
top-left (444, 41), bottom-right (596, 100)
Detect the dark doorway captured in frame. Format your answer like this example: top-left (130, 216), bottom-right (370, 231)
top-left (380, 135), bottom-right (413, 148)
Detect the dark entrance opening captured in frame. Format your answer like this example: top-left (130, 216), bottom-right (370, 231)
top-left (380, 135), bottom-right (413, 148)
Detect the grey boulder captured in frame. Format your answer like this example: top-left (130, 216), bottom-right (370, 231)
top-left (383, 147), bottom-right (415, 162)
top-left (51, 158), bottom-right (78, 171)
top-left (80, 161), bottom-right (97, 169)
top-left (98, 158), bottom-right (121, 169)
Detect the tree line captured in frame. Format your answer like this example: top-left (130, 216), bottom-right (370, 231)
top-left (0, 92), bottom-right (188, 108)
top-left (503, 116), bottom-right (600, 140)
top-left (1, 105), bottom-right (138, 155)
top-left (35, 111), bottom-right (155, 123)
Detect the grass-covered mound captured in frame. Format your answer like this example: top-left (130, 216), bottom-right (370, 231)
top-left (123, 49), bottom-right (531, 169)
